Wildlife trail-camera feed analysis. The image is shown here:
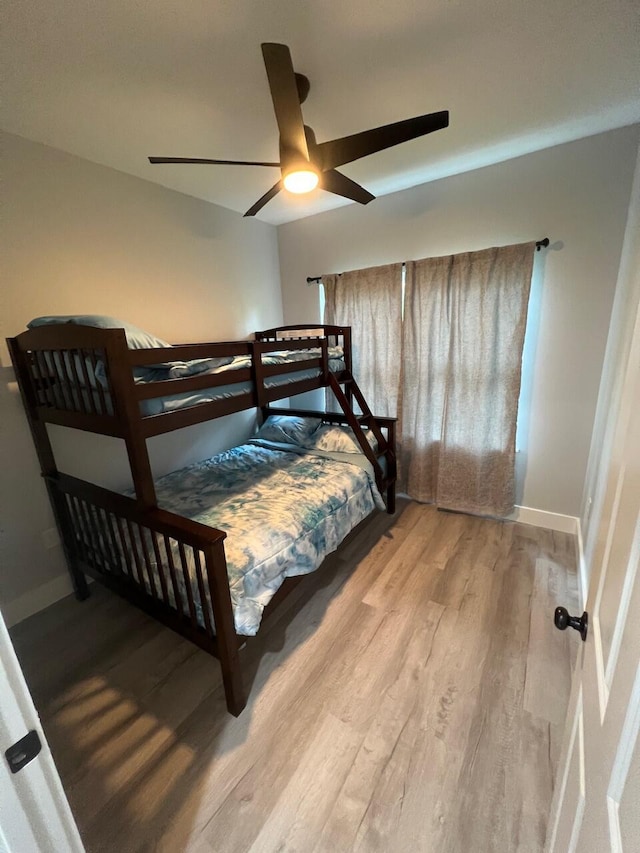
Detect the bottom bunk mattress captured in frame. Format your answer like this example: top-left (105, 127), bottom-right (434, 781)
top-left (149, 438), bottom-right (384, 635)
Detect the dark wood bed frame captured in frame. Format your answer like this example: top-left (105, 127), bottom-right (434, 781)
top-left (7, 323), bottom-right (397, 715)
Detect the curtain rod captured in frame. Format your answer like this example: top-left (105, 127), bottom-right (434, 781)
top-left (306, 238), bottom-right (551, 284)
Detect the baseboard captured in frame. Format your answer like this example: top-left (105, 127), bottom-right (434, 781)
top-left (510, 505), bottom-right (579, 535)
top-left (2, 573), bottom-right (81, 629)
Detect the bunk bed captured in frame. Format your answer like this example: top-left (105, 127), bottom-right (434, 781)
top-left (8, 320), bottom-right (397, 716)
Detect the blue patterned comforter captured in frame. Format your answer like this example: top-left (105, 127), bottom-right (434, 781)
top-left (153, 440), bottom-right (384, 635)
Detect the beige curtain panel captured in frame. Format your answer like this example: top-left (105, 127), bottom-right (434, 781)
top-left (400, 254), bottom-right (453, 502)
top-left (323, 263), bottom-right (403, 418)
top-left (401, 242), bottom-right (535, 516)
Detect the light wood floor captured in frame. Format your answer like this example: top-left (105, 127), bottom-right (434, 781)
top-left (11, 501), bottom-right (579, 853)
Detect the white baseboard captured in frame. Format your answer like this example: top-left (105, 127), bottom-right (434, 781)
top-left (2, 573), bottom-right (80, 629)
top-left (510, 505), bottom-right (579, 535)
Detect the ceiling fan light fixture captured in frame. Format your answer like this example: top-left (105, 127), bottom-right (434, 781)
top-left (283, 168), bottom-right (319, 194)
top-left (149, 44), bottom-right (449, 216)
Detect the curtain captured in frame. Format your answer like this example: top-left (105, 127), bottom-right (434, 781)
top-left (323, 263), bottom-right (403, 418)
top-left (400, 255), bottom-right (452, 501)
top-left (401, 242), bottom-right (535, 517)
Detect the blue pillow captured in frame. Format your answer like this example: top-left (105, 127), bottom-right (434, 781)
top-left (28, 315), bottom-right (176, 387)
top-left (256, 415), bottom-right (322, 446)
top-left (27, 315), bottom-right (171, 350)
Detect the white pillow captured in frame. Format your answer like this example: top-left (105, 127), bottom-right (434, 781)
top-left (304, 424), bottom-right (378, 454)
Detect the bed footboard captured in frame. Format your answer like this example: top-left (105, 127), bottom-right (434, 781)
top-left (48, 472), bottom-right (246, 716)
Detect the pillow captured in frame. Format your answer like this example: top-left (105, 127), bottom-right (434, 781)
top-left (255, 415), bottom-right (322, 446)
top-left (304, 424), bottom-right (378, 454)
top-left (27, 315), bottom-right (171, 350)
top-left (28, 315), bottom-right (174, 388)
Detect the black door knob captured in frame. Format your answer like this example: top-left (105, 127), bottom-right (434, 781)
top-left (554, 607), bottom-right (588, 642)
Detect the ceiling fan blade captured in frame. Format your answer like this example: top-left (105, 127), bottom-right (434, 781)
top-left (149, 157), bottom-right (280, 167)
top-left (261, 43), bottom-right (309, 163)
top-left (244, 180), bottom-right (283, 217)
top-left (317, 110), bottom-right (449, 171)
top-left (321, 170), bottom-right (375, 205)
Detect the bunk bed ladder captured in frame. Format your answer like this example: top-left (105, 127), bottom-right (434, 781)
top-left (328, 372), bottom-right (397, 512)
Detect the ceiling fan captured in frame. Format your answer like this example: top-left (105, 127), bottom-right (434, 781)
top-left (149, 43), bottom-right (449, 217)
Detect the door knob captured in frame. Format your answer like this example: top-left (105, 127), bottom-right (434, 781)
top-left (554, 607), bottom-right (588, 642)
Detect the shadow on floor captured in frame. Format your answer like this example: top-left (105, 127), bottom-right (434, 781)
top-left (9, 503), bottom-right (405, 852)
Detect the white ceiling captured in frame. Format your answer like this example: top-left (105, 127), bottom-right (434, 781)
top-left (3, 0), bottom-right (639, 225)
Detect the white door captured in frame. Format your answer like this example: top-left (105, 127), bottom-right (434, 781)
top-left (545, 283), bottom-right (640, 848)
top-left (0, 609), bottom-right (84, 852)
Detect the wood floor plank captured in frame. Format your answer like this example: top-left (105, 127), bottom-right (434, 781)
top-left (439, 543), bottom-right (538, 853)
top-left (246, 712), bottom-right (363, 853)
top-left (361, 505), bottom-right (442, 610)
top-left (196, 604), bottom-right (387, 853)
top-left (10, 501), bottom-right (578, 853)
top-left (312, 602), bottom-right (447, 853)
top-left (415, 509), bottom-right (469, 570)
top-left (523, 557), bottom-right (575, 726)
top-left (390, 564), bottom-right (504, 853)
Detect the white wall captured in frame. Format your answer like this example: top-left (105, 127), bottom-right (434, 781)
top-left (0, 132), bottom-right (283, 624)
top-left (277, 126), bottom-right (640, 518)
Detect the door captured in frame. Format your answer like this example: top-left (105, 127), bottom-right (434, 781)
top-left (0, 608), bottom-right (84, 852)
top-left (545, 283), bottom-right (640, 850)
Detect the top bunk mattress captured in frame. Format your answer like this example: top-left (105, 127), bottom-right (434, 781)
top-left (138, 348), bottom-right (345, 416)
top-left (44, 347), bottom-right (345, 417)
